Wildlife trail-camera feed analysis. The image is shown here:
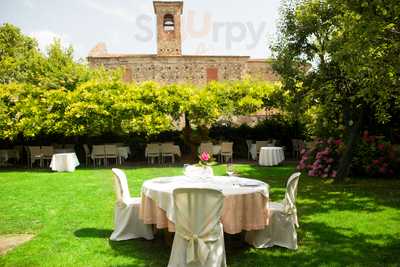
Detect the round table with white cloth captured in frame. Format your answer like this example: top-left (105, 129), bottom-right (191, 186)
top-left (139, 175), bottom-right (270, 234)
top-left (258, 147), bottom-right (285, 166)
top-left (50, 153), bottom-right (80, 172)
top-left (117, 146), bottom-right (131, 164)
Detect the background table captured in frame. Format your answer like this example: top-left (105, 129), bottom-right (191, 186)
top-left (258, 147), bottom-right (285, 166)
top-left (140, 176), bottom-right (269, 234)
top-left (50, 153), bottom-right (80, 172)
top-left (117, 146), bottom-right (131, 164)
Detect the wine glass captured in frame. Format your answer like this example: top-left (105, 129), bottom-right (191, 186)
top-left (226, 160), bottom-right (234, 177)
top-left (183, 164), bottom-right (190, 176)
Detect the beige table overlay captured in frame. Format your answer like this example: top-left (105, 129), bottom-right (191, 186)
top-left (139, 176), bottom-right (269, 234)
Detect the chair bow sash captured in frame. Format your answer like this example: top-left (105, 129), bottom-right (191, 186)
top-left (177, 227), bottom-right (220, 265)
top-left (283, 199), bottom-right (299, 227)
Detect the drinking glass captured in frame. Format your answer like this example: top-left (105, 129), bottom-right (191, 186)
top-left (226, 161), bottom-right (234, 176)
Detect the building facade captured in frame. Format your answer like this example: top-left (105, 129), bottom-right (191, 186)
top-left (87, 1), bottom-right (278, 85)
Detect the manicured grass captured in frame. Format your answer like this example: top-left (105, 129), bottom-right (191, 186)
top-left (0, 164), bottom-right (399, 266)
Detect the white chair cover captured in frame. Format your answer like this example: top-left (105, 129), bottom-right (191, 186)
top-left (245, 172), bottom-right (301, 250)
top-left (184, 165), bottom-right (214, 178)
top-left (168, 188), bottom-right (226, 267)
top-left (110, 168), bottom-right (154, 241)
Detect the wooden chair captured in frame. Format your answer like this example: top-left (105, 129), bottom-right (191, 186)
top-left (161, 143), bottom-right (175, 164)
top-left (40, 146), bottom-right (54, 167)
top-left (105, 144), bottom-right (118, 166)
top-left (220, 142), bottom-right (233, 163)
top-left (146, 143), bottom-right (160, 164)
top-left (28, 146), bottom-right (43, 168)
top-left (92, 145), bottom-right (106, 167)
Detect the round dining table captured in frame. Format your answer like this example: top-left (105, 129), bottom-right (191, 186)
top-left (258, 147), bottom-right (285, 166)
top-left (50, 153), bottom-right (80, 172)
top-left (139, 175), bottom-right (270, 234)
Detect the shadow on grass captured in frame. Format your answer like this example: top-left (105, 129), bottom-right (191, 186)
top-left (74, 228), bottom-right (171, 266)
top-left (227, 221), bottom-right (400, 267)
top-left (108, 237), bottom-right (171, 266)
top-left (74, 228), bottom-right (112, 238)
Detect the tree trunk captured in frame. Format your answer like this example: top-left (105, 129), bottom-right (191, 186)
top-left (182, 113), bottom-right (196, 160)
top-left (336, 108), bottom-right (364, 182)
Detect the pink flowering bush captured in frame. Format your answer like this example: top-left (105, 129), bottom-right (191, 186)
top-left (297, 138), bottom-right (343, 178)
top-left (299, 132), bottom-right (399, 178)
top-left (352, 131), bottom-right (399, 177)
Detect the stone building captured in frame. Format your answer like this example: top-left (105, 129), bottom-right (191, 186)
top-left (87, 1), bottom-right (278, 85)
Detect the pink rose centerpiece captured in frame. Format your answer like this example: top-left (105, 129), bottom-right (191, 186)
top-left (197, 152), bottom-right (216, 167)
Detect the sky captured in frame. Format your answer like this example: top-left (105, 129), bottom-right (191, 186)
top-left (0, 0), bottom-right (282, 60)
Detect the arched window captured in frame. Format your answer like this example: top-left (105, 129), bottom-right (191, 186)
top-left (163, 14), bottom-right (175, 32)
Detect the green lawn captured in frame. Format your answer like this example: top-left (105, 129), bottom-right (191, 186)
top-left (0, 164), bottom-right (399, 267)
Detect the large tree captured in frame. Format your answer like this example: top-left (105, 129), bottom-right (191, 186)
top-left (0, 23), bottom-right (43, 84)
top-left (273, 0), bottom-right (400, 180)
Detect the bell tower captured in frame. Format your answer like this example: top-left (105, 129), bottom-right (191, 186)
top-left (153, 1), bottom-right (183, 56)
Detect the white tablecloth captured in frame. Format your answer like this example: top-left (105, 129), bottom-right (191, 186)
top-left (213, 145), bottom-right (221, 155)
top-left (50, 153), bottom-right (80, 172)
top-left (118, 146), bottom-right (130, 159)
top-left (141, 175), bottom-right (269, 225)
top-left (258, 147), bottom-right (285, 166)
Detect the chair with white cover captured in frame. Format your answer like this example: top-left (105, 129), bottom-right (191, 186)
top-left (146, 143), bottom-right (160, 164)
top-left (161, 143), bottom-right (175, 164)
top-left (105, 144), bottom-right (118, 165)
top-left (220, 142), bottom-right (233, 163)
top-left (255, 141), bottom-right (269, 159)
top-left (28, 146), bottom-right (43, 168)
top-left (110, 168), bottom-right (154, 241)
top-left (92, 145), bottom-right (106, 167)
top-left (245, 172), bottom-right (301, 250)
top-left (168, 188), bottom-right (226, 267)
